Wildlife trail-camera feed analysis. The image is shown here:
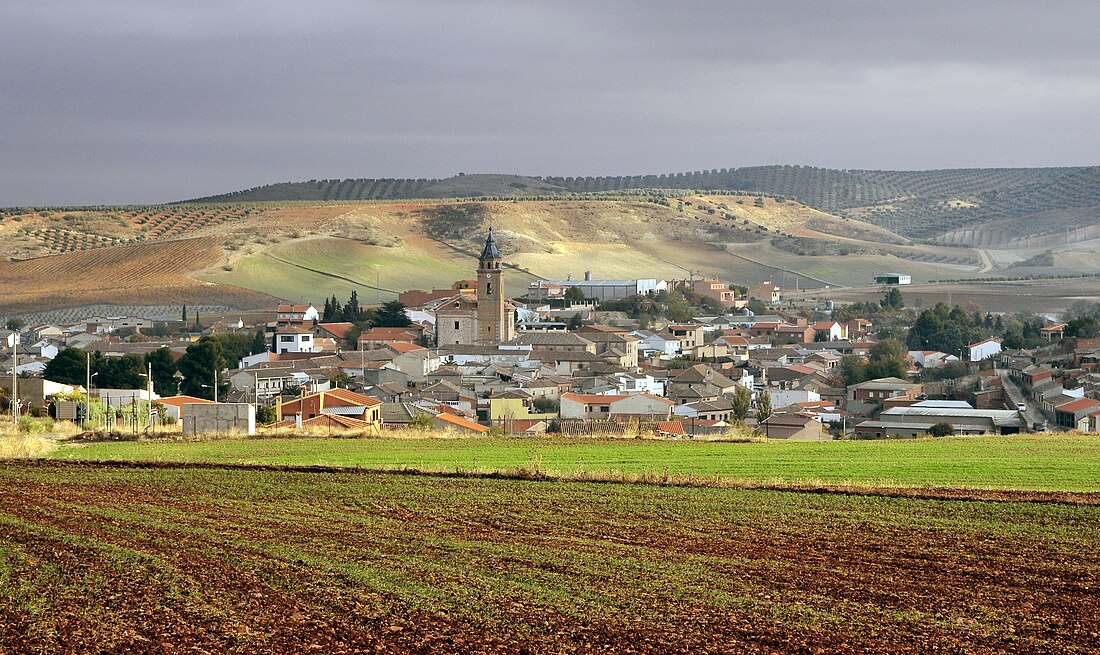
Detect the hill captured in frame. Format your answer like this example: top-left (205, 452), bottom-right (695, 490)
top-left (2, 190), bottom-right (1008, 317)
top-left (178, 165), bottom-right (1100, 246)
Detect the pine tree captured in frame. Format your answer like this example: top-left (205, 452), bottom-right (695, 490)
top-left (345, 291), bottom-right (360, 322)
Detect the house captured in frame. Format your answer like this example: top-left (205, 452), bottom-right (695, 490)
top-left (967, 339), bottom-right (1002, 362)
top-left (691, 279), bottom-right (743, 307)
top-left (633, 330), bottom-right (681, 356)
top-left (812, 321), bottom-right (846, 342)
top-left (276, 388), bottom-right (382, 427)
top-left (747, 281), bottom-right (781, 303)
top-left (908, 350), bottom-right (960, 369)
top-left (559, 392), bottom-right (672, 420)
top-left (276, 304), bottom-right (320, 324)
top-left (313, 322), bottom-right (356, 346)
top-left (663, 324), bottom-right (706, 350)
top-left (1041, 323), bottom-right (1068, 341)
top-left (845, 318), bottom-right (873, 340)
top-left (1020, 365), bottom-right (1055, 387)
top-left (771, 389), bottom-right (821, 409)
top-left (760, 413), bottom-right (828, 440)
top-left (358, 327), bottom-right (423, 350)
top-left (1053, 397), bottom-right (1100, 430)
top-left (489, 389), bottom-right (556, 423)
top-left (848, 377), bottom-right (922, 402)
top-left (274, 326), bottom-right (318, 354)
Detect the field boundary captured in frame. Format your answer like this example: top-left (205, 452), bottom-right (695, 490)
top-left (14, 458), bottom-right (1100, 505)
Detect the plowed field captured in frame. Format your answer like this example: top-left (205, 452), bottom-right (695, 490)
top-left (1, 461), bottom-right (1098, 654)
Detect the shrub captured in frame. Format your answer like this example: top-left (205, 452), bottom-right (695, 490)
top-left (928, 422), bottom-right (955, 437)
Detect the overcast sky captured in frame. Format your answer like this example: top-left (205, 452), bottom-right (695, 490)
top-left (3, 1), bottom-right (1099, 206)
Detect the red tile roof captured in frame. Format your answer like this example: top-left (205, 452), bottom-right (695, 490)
top-left (435, 413), bottom-right (490, 433)
top-left (1054, 398), bottom-right (1100, 413)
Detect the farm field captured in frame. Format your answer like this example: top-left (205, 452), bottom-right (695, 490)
top-left (50, 433), bottom-right (1100, 492)
top-left (2, 461), bottom-right (1098, 653)
top-left (0, 237), bottom-right (274, 314)
top-left (812, 277), bottom-right (1100, 314)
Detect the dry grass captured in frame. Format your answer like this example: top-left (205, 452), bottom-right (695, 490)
top-left (0, 435), bottom-right (57, 458)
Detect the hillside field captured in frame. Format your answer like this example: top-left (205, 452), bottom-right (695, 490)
top-left (51, 433), bottom-right (1100, 492)
top-left (1, 461), bottom-right (1097, 653)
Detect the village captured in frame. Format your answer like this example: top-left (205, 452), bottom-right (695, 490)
top-left (4, 229), bottom-right (1100, 440)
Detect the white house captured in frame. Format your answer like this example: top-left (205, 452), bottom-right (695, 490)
top-left (771, 389), bottom-right (820, 409)
top-left (632, 330), bottom-right (681, 356)
top-left (908, 350), bottom-right (960, 369)
top-left (274, 326), bottom-right (318, 354)
top-left (967, 339), bottom-right (1002, 362)
top-left (276, 304), bottom-right (320, 324)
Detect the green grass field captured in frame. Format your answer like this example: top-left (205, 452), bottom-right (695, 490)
top-left (51, 433), bottom-right (1100, 492)
top-left (2, 462), bottom-right (1097, 652)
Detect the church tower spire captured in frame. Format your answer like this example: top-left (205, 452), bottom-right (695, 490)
top-left (476, 228), bottom-right (511, 344)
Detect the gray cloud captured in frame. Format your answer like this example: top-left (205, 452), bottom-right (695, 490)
top-left (2, 0), bottom-right (1099, 205)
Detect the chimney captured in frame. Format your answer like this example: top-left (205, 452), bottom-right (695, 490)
top-left (584, 271), bottom-right (592, 281)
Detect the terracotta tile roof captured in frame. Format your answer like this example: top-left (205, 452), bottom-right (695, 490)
top-left (385, 341), bottom-right (427, 353)
top-left (435, 413), bottom-right (490, 433)
top-left (1054, 398), bottom-right (1100, 413)
top-left (657, 420), bottom-right (686, 435)
top-left (157, 395), bottom-right (215, 408)
top-left (317, 322), bottom-right (355, 339)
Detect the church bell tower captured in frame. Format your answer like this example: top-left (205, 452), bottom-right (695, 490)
top-left (476, 228), bottom-right (508, 344)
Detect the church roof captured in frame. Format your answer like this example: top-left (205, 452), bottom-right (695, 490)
top-left (480, 229), bottom-right (501, 260)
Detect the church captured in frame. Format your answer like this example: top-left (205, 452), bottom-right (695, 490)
top-left (433, 229), bottom-right (517, 346)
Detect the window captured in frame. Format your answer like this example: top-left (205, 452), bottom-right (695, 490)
top-left (280, 335), bottom-right (293, 342)
top-left (454, 321), bottom-right (460, 330)
top-left (486, 282), bottom-right (493, 296)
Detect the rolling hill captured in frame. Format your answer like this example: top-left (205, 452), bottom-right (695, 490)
top-left (4, 161), bottom-right (1100, 317)
top-left (179, 165), bottom-right (1100, 247)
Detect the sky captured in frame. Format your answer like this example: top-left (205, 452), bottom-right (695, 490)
top-left (3, 0), bottom-right (1099, 206)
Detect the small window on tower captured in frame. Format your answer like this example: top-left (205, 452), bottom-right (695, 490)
top-left (454, 321), bottom-right (460, 330)
top-left (486, 282), bottom-right (493, 295)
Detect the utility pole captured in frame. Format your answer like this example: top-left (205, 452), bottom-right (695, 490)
top-left (147, 361), bottom-right (154, 430)
top-left (8, 332), bottom-right (18, 424)
top-left (85, 352), bottom-right (91, 430)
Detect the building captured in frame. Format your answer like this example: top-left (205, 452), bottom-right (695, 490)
top-left (967, 339), bottom-right (1002, 362)
top-left (848, 377), bottom-right (923, 402)
top-left (274, 325), bottom-right (318, 354)
top-left (276, 388), bottom-right (382, 427)
top-left (760, 413), bottom-right (828, 440)
top-left (1053, 397), bottom-right (1100, 429)
top-left (854, 406), bottom-right (1024, 437)
top-left (873, 273), bottom-right (911, 285)
top-left (433, 230), bottom-right (517, 346)
top-left (276, 304), bottom-right (320, 324)
top-left (358, 327), bottom-right (422, 350)
top-left (747, 281), bottom-right (782, 303)
top-left (691, 279), bottom-right (743, 307)
top-left (528, 273), bottom-right (665, 302)
top-left (559, 392), bottom-right (673, 420)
